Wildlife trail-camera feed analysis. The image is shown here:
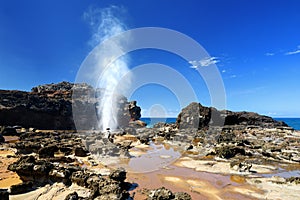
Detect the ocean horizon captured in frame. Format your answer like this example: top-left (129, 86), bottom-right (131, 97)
top-left (141, 117), bottom-right (300, 130)
top-left (274, 118), bottom-right (300, 130)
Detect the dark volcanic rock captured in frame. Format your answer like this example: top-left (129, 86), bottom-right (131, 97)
top-left (147, 187), bottom-right (192, 200)
top-left (0, 189), bottom-right (9, 200)
top-left (0, 89), bottom-right (74, 130)
top-left (5, 129), bottom-right (192, 199)
top-left (49, 167), bottom-right (73, 185)
top-left (10, 181), bottom-right (34, 195)
top-left (176, 102), bottom-right (211, 129)
top-left (73, 146), bottom-right (89, 157)
top-left (286, 177), bottom-right (300, 184)
top-left (129, 101), bottom-right (141, 121)
top-left (224, 110), bottom-right (288, 127)
top-left (215, 145), bottom-right (246, 159)
top-left (38, 144), bottom-right (59, 158)
top-left (71, 171), bottom-right (89, 187)
top-left (8, 156), bottom-right (54, 183)
top-left (176, 102), bottom-right (288, 129)
top-left (174, 192), bottom-right (192, 200)
top-left (69, 169), bottom-right (131, 200)
top-left (0, 81), bottom-right (132, 130)
top-left (0, 133), bottom-right (4, 143)
top-left (0, 126), bottom-right (17, 136)
top-left (148, 187), bottom-right (174, 200)
top-left (109, 168), bottom-right (126, 182)
top-left (65, 192), bottom-right (79, 200)
top-left (14, 141), bottom-right (41, 154)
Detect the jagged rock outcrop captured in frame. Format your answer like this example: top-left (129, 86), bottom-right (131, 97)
top-left (127, 101), bottom-right (146, 128)
top-left (0, 82), bottom-right (132, 130)
top-left (128, 101), bottom-right (141, 121)
top-left (7, 130), bottom-right (134, 198)
top-left (176, 102), bottom-right (288, 129)
top-left (146, 187), bottom-right (192, 200)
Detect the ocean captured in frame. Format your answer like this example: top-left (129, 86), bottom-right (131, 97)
top-left (141, 118), bottom-right (176, 128)
top-left (141, 117), bottom-right (300, 130)
top-left (275, 118), bottom-right (300, 130)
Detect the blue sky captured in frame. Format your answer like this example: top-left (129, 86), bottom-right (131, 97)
top-left (0, 0), bottom-right (300, 117)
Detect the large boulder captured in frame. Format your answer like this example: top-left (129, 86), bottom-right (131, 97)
top-left (176, 102), bottom-right (288, 129)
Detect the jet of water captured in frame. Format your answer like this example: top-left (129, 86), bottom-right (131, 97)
top-left (85, 6), bottom-right (131, 131)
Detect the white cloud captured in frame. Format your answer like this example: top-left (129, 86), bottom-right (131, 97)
top-left (189, 57), bottom-right (219, 69)
top-left (265, 52), bottom-right (275, 56)
top-left (222, 69), bottom-right (226, 73)
top-left (285, 45), bottom-right (300, 55)
top-left (267, 112), bottom-right (278, 116)
top-left (189, 65), bottom-right (198, 69)
top-left (230, 75), bottom-right (237, 78)
top-left (285, 49), bottom-right (300, 55)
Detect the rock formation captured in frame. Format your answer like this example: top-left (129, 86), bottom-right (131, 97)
top-left (176, 102), bottom-right (288, 129)
top-left (2, 128), bottom-right (193, 199)
top-left (128, 101), bottom-right (141, 121)
top-left (0, 82), bottom-right (132, 130)
top-left (145, 187), bottom-right (192, 200)
top-left (4, 130), bottom-right (134, 198)
top-left (128, 101), bottom-right (147, 128)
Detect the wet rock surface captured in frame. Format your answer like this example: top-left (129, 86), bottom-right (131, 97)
top-left (79, 131), bottom-right (132, 159)
top-left (0, 123), bottom-right (299, 200)
top-left (1, 128), bottom-right (193, 199)
top-left (164, 124), bottom-right (300, 165)
top-left (1, 130), bottom-right (134, 199)
top-left (1, 84), bottom-right (299, 199)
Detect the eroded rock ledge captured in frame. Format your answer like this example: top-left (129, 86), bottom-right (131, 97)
top-left (176, 102), bottom-right (288, 129)
top-left (1, 129), bottom-right (192, 199)
top-left (0, 82), bottom-right (133, 130)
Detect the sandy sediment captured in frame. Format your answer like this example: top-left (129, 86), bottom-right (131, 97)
top-left (0, 145), bottom-right (22, 189)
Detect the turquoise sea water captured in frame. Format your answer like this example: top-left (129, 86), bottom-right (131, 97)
top-left (141, 118), bottom-right (176, 128)
top-left (141, 117), bottom-right (300, 130)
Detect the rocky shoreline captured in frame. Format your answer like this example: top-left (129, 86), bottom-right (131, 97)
top-left (0, 128), bottom-right (192, 200)
top-left (1, 82), bottom-right (300, 199)
top-left (1, 123), bottom-right (300, 199)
